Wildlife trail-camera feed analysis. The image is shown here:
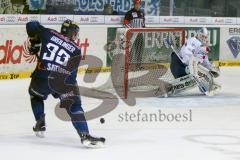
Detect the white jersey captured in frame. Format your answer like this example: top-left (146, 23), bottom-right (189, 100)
top-left (179, 37), bottom-right (212, 70)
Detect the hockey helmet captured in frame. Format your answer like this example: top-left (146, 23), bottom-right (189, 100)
top-left (196, 27), bottom-right (209, 45)
top-left (61, 19), bottom-right (79, 40)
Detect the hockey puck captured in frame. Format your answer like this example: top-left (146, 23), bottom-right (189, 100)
top-left (100, 118), bottom-right (105, 124)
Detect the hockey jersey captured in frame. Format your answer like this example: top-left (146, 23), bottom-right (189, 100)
top-left (26, 21), bottom-right (81, 84)
top-left (179, 37), bottom-right (212, 69)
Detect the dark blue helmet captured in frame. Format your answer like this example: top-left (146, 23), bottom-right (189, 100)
top-left (61, 19), bottom-right (79, 40)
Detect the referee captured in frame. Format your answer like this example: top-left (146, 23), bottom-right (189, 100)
top-left (123, 0), bottom-right (145, 69)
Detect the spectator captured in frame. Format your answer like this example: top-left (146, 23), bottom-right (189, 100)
top-left (103, 3), bottom-right (118, 15)
top-left (0, 0), bottom-right (12, 14)
top-left (11, 0), bottom-right (25, 14)
top-left (23, 0), bottom-right (46, 14)
top-left (44, 0), bottom-right (74, 14)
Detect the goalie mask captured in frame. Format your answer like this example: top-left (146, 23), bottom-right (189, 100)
top-left (61, 19), bottom-right (79, 41)
top-left (196, 27), bottom-right (209, 45)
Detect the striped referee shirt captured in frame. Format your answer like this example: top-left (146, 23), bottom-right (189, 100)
top-left (123, 8), bottom-right (145, 28)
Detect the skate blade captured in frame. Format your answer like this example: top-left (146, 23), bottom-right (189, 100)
top-left (82, 140), bottom-right (105, 148)
top-left (35, 131), bottom-right (45, 138)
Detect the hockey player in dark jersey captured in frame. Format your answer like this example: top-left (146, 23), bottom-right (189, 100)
top-left (26, 19), bottom-right (105, 147)
top-left (123, 0), bottom-right (145, 69)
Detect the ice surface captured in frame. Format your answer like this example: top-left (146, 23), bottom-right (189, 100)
top-left (0, 67), bottom-right (240, 160)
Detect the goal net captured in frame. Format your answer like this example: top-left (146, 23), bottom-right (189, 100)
top-left (96, 28), bottom-right (185, 99)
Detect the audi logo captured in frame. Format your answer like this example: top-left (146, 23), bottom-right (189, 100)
top-left (6, 16), bottom-right (17, 23)
top-left (58, 17), bottom-right (68, 22)
top-left (29, 16), bottom-right (39, 21)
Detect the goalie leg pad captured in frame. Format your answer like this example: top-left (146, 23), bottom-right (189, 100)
top-left (197, 64), bottom-right (221, 96)
top-left (166, 75), bottom-right (197, 96)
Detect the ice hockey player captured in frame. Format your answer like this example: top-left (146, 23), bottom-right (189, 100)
top-left (26, 19), bottom-right (105, 147)
top-left (169, 27), bottom-right (221, 96)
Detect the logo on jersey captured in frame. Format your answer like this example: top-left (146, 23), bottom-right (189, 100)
top-left (227, 36), bottom-right (240, 58)
top-left (132, 12), bottom-right (138, 18)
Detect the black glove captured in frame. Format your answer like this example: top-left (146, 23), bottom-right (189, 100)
top-left (28, 36), bottom-right (41, 55)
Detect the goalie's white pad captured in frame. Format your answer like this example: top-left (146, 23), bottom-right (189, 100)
top-left (197, 65), bottom-right (213, 93)
top-left (198, 64), bottom-right (221, 94)
top-left (198, 64), bottom-right (221, 96)
top-left (166, 66), bottom-right (221, 97)
top-left (166, 74), bottom-right (197, 96)
top-left (209, 65), bottom-right (220, 78)
top-left (188, 56), bottom-right (221, 96)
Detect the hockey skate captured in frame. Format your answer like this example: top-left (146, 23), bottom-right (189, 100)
top-left (33, 114), bottom-right (46, 138)
top-left (78, 132), bottom-right (105, 148)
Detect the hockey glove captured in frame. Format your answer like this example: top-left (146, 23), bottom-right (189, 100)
top-left (28, 36), bottom-right (41, 55)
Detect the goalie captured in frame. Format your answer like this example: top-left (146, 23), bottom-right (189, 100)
top-left (168, 27), bottom-right (221, 96)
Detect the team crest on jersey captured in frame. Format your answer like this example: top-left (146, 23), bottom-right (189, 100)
top-left (227, 36), bottom-right (240, 58)
top-left (132, 12), bottom-right (138, 18)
